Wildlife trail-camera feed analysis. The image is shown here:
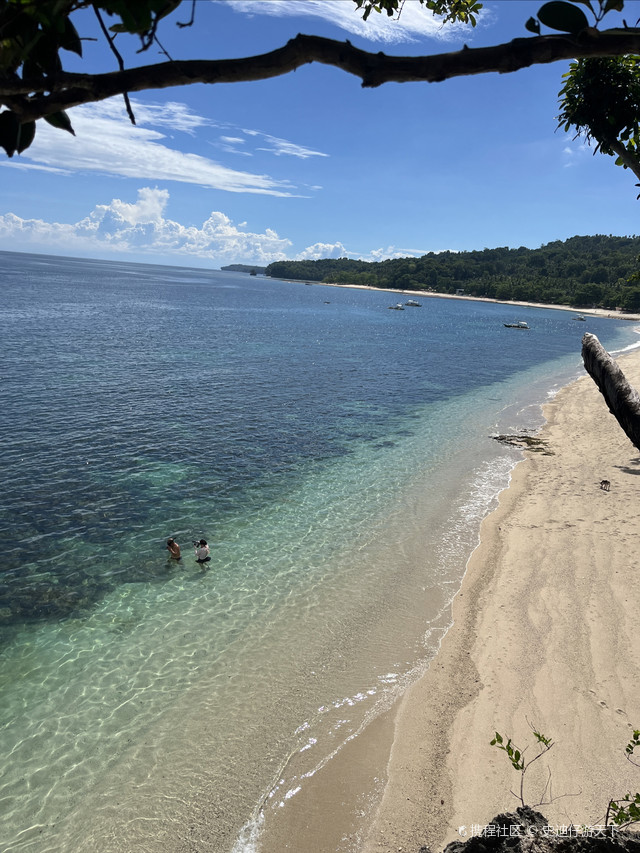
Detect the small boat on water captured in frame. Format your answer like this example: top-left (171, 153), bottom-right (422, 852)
top-left (388, 303), bottom-right (405, 310)
top-left (405, 299), bottom-right (422, 307)
top-left (503, 321), bottom-right (530, 329)
top-left (573, 315), bottom-right (586, 321)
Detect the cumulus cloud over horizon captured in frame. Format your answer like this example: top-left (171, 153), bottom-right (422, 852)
top-left (0, 188), bottom-right (425, 266)
top-left (0, 188), bottom-right (294, 264)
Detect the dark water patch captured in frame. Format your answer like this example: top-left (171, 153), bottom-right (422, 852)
top-left (0, 564), bottom-right (113, 625)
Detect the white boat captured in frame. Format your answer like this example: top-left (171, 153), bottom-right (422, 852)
top-left (503, 321), bottom-right (529, 329)
top-left (405, 299), bottom-right (421, 307)
top-left (573, 315), bottom-right (586, 321)
top-left (388, 303), bottom-right (405, 310)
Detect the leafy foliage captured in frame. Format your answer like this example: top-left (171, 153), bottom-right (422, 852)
top-left (558, 56), bottom-right (640, 184)
top-left (490, 732), bottom-right (526, 771)
top-left (626, 729), bottom-right (640, 763)
top-left (490, 727), bottom-right (554, 807)
top-left (602, 730), bottom-right (640, 826)
top-left (525, 0), bottom-right (623, 35)
top-left (528, 1), bottom-right (590, 35)
top-left (266, 235), bottom-right (640, 311)
top-left (491, 726), bottom-right (640, 829)
top-left (0, 0), bottom-right (639, 187)
top-left (0, 0), bottom-right (180, 156)
top-left (354, 0), bottom-right (482, 26)
top-left (607, 792), bottom-right (640, 826)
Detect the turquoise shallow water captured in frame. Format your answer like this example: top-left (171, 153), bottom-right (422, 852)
top-left (1, 250), bottom-right (638, 852)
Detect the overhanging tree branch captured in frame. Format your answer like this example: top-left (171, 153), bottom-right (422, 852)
top-left (4, 28), bottom-right (640, 124)
top-left (609, 137), bottom-right (640, 182)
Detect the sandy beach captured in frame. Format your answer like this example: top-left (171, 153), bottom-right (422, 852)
top-left (259, 345), bottom-right (640, 853)
top-left (363, 347), bottom-right (640, 852)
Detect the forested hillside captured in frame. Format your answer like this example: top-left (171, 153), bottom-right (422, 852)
top-left (265, 235), bottom-right (640, 311)
top-left (220, 264), bottom-right (267, 274)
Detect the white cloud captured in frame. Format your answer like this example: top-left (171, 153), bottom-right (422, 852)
top-left (209, 127), bottom-right (328, 161)
top-left (257, 135), bottom-right (329, 159)
top-left (296, 241), bottom-right (424, 261)
top-left (225, 0), bottom-right (480, 44)
top-left (561, 135), bottom-right (591, 168)
top-left (361, 245), bottom-right (425, 261)
top-left (90, 98), bottom-right (211, 133)
top-left (296, 241), bottom-right (350, 260)
top-left (0, 188), bottom-right (293, 265)
top-left (216, 135), bottom-right (252, 156)
top-left (0, 187), bottom-right (427, 267)
top-left (1, 99), bottom-right (313, 197)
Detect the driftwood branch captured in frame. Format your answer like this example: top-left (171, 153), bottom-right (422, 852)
top-left (4, 28), bottom-right (640, 123)
top-left (581, 332), bottom-right (640, 452)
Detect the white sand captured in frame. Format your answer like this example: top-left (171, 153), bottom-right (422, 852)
top-left (363, 349), bottom-right (640, 852)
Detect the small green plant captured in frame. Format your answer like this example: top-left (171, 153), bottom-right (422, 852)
top-left (490, 726), bottom-right (554, 807)
top-left (625, 729), bottom-right (640, 765)
top-left (491, 725), bottom-right (640, 829)
top-left (606, 793), bottom-right (640, 827)
top-left (604, 730), bottom-right (640, 828)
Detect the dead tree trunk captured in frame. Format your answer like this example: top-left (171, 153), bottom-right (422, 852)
top-left (581, 332), bottom-right (640, 452)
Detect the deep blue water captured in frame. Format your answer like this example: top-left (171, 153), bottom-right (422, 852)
top-left (1, 250), bottom-right (639, 853)
top-left (2, 249), bottom-right (634, 627)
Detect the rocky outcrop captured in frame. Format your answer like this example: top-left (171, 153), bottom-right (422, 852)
top-left (420, 808), bottom-right (640, 853)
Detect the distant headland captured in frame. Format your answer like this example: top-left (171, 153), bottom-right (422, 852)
top-left (220, 264), bottom-right (266, 275)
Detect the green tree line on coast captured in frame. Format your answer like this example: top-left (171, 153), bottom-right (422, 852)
top-left (265, 235), bottom-right (640, 312)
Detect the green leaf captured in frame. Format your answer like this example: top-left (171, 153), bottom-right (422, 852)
top-left (61, 18), bottom-right (82, 57)
top-left (570, 0), bottom-right (594, 10)
top-left (0, 110), bottom-right (21, 157)
top-left (148, 0), bottom-right (182, 22)
top-left (16, 120), bottom-right (35, 153)
top-left (537, 1), bottom-right (590, 33)
top-left (44, 111), bottom-right (75, 135)
top-left (28, 32), bottom-right (63, 77)
top-left (525, 16), bottom-right (541, 33)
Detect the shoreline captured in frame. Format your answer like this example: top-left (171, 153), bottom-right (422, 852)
top-left (270, 277), bottom-right (640, 322)
top-left (363, 348), bottom-right (640, 852)
top-left (257, 348), bottom-right (640, 853)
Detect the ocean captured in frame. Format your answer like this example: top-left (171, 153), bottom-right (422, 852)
top-left (1, 250), bottom-right (638, 852)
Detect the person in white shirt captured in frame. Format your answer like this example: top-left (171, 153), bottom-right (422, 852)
top-left (194, 539), bottom-right (210, 564)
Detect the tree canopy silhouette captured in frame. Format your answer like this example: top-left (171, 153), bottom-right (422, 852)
top-left (2, 0), bottom-right (640, 189)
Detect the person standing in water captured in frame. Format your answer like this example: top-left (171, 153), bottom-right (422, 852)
top-left (194, 539), bottom-right (210, 564)
top-left (166, 538), bottom-right (181, 560)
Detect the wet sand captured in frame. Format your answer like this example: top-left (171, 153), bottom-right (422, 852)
top-left (260, 348), bottom-right (640, 853)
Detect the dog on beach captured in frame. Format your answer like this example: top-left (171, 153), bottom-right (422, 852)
top-left (600, 479), bottom-right (611, 491)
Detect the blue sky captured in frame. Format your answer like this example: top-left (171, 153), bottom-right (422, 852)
top-left (1, 0), bottom-right (639, 268)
